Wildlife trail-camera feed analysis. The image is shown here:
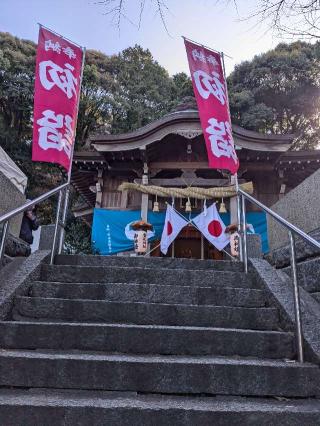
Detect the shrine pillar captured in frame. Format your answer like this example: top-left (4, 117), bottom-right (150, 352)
top-left (95, 168), bottom-right (103, 208)
top-left (141, 162), bottom-right (149, 221)
top-left (230, 175), bottom-right (238, 224)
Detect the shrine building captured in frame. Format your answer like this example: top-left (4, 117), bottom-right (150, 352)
top-left (71, 103), bottom-right (320, 258)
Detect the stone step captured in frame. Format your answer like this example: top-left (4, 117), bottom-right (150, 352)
top-left (0, 321), bottom-right (294, 359)
top-left (55, 254), bottom-right (244, 272)
top-left (1, 389), bottom-right (320, 426)
top-left (40, 265), bottom-right (256, 289)
top-left (14, 297), bottom-right (280, 330)
top-left (31, 281), bottom-right (268, 308)
top-left (267, 228), bottom-right (320, 268)
top-left (0, 350), bottom-right (318, 397)
top-left (283, 257), bottom-right (320, 293)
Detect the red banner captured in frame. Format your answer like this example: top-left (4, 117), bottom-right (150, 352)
top-left (32, 27), bottom-right (83, 171)
top-left (184, 40), bottom-right (239, 174)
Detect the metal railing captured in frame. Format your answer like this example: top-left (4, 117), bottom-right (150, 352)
top-left (237, 188), bottom-right (320, 363)
top-left (0, 182), bottom-right (69, 266)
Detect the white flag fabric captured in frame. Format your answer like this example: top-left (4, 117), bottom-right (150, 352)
top-left (160, 205), bottom-right (188, 255)
top-left (192, 203), bottom-right (230, 251)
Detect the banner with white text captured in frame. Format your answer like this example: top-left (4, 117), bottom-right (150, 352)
top-left (32, 27), bottom-right (83, 171)
top-left (184, 39), bottom-right (239, 174)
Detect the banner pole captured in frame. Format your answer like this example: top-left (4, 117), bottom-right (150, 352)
top-left (221, 51), bottom-right (241, 259)
top-left (67, 45), bottom-right (86, 184)
top-left (221, 50), bottom-right (243, 261)
top-left (58, 46), bottom-right (86, 254)
top-left (37, 23), bottom-right (83, 48)
top-left (182, 35), bottom-right (233, 59)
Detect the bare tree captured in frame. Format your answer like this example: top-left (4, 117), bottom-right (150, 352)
top-left (97, 0), bottom-right (320, 39)
top-left (97, 0), bottom-right (170, 33)
top-left (243, 1), bottom-right (320, 39)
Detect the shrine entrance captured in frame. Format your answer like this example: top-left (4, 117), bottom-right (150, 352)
top-left (150, 224), bottom-right (224, 260)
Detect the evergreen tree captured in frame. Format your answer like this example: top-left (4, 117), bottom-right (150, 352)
top-left (228, 41), bottom-right (320, 149)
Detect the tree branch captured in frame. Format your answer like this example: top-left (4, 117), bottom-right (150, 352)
top-left (97, 0), bottom-right (169, 33)
top-left (243, 0), bottom-right (320, 39)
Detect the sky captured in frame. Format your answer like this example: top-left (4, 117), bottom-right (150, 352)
top-left (0, 0), bottom-right (291, 76)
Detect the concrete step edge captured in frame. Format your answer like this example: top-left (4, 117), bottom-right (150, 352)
top-left (0, 320), bottom-right (295, 359)
top-left (42, 264), bottom-right (248, 274)
top-left (54, 254), bottom-right (243, 268)
top-left (13, 296), bottom-right (280, 330)
top-left (30, 281), bottom-right (268, 307)
top-left (0, 350), bottom-right (317, 398)
top-left (31, 281), bottom-right (265, 293)
top-left (15, 296), bottom-right (276, 311)
top-left (0, 349), bottom-right (312, 367)
top-left (0, 320), bottom-right (292, 336)
top-left (0, 388), bottom-right (320, 413)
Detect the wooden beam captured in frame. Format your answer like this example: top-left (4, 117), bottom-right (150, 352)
top-left (150, 162), bottom-right (209, 169)
top-left (240, 163), bottom-right (274, 172)
top-left (150, 161), bottom-right (275, 172)
top-left (134, 178), bottom-right (234, 187)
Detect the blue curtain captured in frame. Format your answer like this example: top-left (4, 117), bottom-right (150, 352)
top-left (92, 208), bottom-right (269, 255)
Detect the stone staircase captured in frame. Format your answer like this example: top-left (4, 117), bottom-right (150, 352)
top-left (0, 255), bottom-right (319, 425)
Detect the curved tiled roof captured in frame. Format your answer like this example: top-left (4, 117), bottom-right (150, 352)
top-left (91, 110), bottom-right (294, 153)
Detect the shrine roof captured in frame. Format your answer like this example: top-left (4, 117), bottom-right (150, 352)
top-left (276, 149), bottom-right (320, 164)
top-left (90, 110), bottom-right (294, 153)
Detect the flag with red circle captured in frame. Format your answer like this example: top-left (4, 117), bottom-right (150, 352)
top-left (160, 205), bottom-right (188, 255)
top-left (192, 203), bottom-right (229, 251)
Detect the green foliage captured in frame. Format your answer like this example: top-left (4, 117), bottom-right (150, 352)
top-left (75, 45), bottom-right (192, 147)
top-left (171, 72), bottom-right (194, 104)
top-left (109, 45), bottom-right (177, 133)
top-left (0, 32), bottom-right (62, 215)
top-left (228, 41), bottom-right (320, 149)
top-left (0, 32), bottom-right (36, 156)
top-left (64, 219), bottom-right (94, 254)
top-left (62, 190), bottom-right (97, 254)
top-left (0, 32), bottom-right (191, 253)
top-left (76, 50), bottom-right (115, 147)
top-left (0, 31), bottom-right (191, 155)
top-left (4, 31), bottom-right (319, 251)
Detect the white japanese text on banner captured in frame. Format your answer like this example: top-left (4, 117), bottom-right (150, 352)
top-left (184, 39), bottom-right (239, 174)
top-left (32, 27), bottom-right (83, 171)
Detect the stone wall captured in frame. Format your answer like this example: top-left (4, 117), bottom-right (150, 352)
top-left (268, 167), bottom-right (320, 251)
top-left (0, 171), bottom-right (26, 237)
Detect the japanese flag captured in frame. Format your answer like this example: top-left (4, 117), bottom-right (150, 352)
top-left (160, 205), bottom-right (188, 255)
top-left (193, 203), bottom-right (230, 251)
